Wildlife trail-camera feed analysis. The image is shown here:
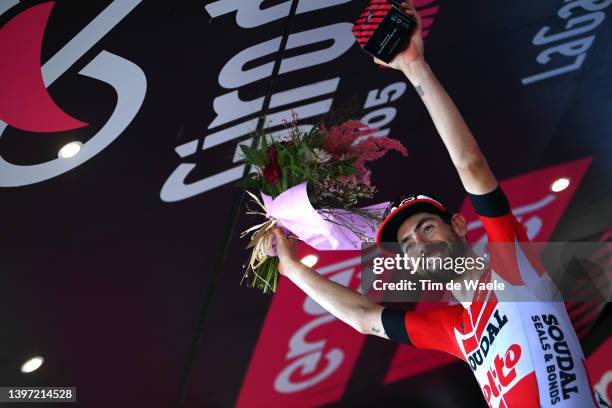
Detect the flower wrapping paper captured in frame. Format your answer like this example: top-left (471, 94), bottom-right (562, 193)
top-left (261, 182), bottom-right (388, 255)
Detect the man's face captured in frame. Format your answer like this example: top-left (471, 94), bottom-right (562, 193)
top-left (396, 212), bottom-right (469, 283)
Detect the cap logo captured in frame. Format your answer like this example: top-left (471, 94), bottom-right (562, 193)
top-left (383, 194), bottom-right (445, 220)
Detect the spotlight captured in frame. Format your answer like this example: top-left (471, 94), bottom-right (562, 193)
top-left (551, 177), bottom-right (570, 192)
top-left (58, 141), bottom-right (82, 159)
top-left (300, 254), bottom-right (319, 268)
top-left (21, 356), bottom-right (44, 373)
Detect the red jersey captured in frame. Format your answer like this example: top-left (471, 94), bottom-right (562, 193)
top-left (381, 187), bottom-right (600, 408)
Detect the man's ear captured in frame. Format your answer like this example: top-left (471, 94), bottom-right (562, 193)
top-left (450, 213), bottom-right (468, 238)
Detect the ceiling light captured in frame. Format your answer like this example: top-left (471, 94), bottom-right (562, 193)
top-left (551, 177), bottom-right (570, 192)
top-left (300, 254), bottom-right (319, 268)
top-left (58, 141), bottom-right (82, 159)
top-left (21, 356), bottom-right (44, 373)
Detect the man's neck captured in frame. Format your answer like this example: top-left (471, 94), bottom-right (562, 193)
top-left (451, 249), bottom-right (488, 307)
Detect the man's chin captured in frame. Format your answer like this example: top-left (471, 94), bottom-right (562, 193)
top-left (417, 268), bottom-right (455, 284)
top-left (423, 249), bottom-right (447, 259)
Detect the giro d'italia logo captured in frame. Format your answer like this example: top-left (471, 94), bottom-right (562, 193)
top-left (0, 0), bottom-right (146, 187)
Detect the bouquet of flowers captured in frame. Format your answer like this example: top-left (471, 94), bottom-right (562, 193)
top-left (237, 115), bottom-right (407, 293)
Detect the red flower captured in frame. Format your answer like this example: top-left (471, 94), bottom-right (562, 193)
top-left (263, 163), bottom-right (281, 184)
top-left (268, 145), bottom-right (278, 165)
top-left (263, 145), bottom-right (281, 184)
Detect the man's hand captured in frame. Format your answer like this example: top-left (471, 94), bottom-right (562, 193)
top-left (374, 1), bottom-right (424, 73)
top-left (273, 227), bottom-right (299, 277)
top-left (375, 0), bottom-right (498, 195)
top-left (271, 228), bottom-right (389, 339)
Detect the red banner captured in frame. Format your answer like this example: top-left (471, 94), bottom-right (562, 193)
top-left (236, 249), bottom-right (366, 408)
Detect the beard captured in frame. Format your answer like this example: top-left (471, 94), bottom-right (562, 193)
top-left (413, 237), bottom-right (471, 284)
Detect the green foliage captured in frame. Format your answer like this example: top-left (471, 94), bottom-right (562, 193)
top-left (238, 125), bottom-right (337, 198)
top-left (234, 172), bottom-right (260, 189)
top-left (239, 144), bottom-right (267, 167)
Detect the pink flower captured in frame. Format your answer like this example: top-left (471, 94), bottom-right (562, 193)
top-left (337, 175), bottom-right (359, 184)
top-left (322, 120), bottom-right (377, 158)
top-left (321, 120), bottom-right (408, 185)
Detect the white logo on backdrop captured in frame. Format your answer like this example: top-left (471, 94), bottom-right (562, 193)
top-left (0, 0), bottom-right (146, 187)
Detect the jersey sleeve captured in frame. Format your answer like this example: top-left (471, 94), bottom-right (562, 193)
top-left (381, 305), bottom-right (464, 359)
top-left (466, 185), bottom-right (547, 285)
top-left (466, 185), bottom-right (529, 243)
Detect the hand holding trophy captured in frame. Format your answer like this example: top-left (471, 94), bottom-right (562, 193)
top-left (352, 0), bottom-right (423, 71)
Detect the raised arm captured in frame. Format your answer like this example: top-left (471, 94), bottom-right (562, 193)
top-left (378, 1), bottom-right (497, 195)
top-left (273, 228), bottom-right (389, 339)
